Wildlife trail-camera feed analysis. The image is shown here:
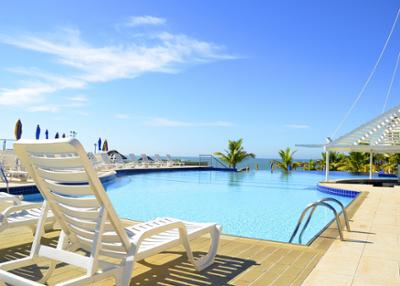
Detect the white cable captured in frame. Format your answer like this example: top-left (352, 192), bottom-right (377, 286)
top-left (382, 52), bottom-right (400, 113)
top-left (331, 8), bottom-right (400, 138)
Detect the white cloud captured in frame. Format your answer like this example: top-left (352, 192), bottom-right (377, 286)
top-left (114, 113), bottom-right (130, 119)
top-left (0, 85), bottom-right (50, 106)
top-left (285, 124), bottom-right (310, 129)
top-left (0, 26), bottom-right (235, 108)
top-left (28, 105), bottom-right (59, 113)
top-left (148, 117), bottom-right (233, 127)
top-left (64, 95), bottom-right (89, 107)
top-left (125, 16), bottom-right (166, 27)
top-left (67, 95), bottom-right (88, 102)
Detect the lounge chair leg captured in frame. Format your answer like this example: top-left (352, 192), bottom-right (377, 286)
top-left (38, 261), bottom-right (55, 283)
top-left (116, 246), bottom-right (136, 286)
top-left (29, 225), bottom-right (36, 235)
top-left (183, 225), bottom-right (221, 271)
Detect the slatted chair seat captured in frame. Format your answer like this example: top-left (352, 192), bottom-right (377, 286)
top-left (0, 194), bottom-right (55, 233)
top-left (0, 139), bottom-right (221, 286)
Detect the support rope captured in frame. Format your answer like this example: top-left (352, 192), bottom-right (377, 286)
top-left (331, 8), bottom-right (400, 138)
top-left (382, 51), bottom-right (400, 113)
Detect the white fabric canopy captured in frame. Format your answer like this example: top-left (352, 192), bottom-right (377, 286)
top-left (326, 104), bottom-right (400, 154)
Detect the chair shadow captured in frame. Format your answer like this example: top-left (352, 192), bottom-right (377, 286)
top-left (131, 251), bottom-right (257, 286)
top-left (0, 236), bottom-right (60, 281)
top-left (0, 239), bottom-right (257, 286)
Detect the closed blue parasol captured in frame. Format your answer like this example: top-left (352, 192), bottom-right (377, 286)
top-left (45, 129), bottom-right (49, 139)
top-left (35, 124), bottom-right (41, 140)
top-left (98, 138), bottom-right (102, 151)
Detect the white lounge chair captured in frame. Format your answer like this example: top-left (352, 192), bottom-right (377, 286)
top-left (166, 154), bottom-right (183, 167)
top-left (0, 139), bottom-right (221, 286)
top-left (153, 154), bottom-right (164, 167)
top-left (0, 192), bottom-right (55, 234)
top-left (110, 153), bottom-right (125, 168)
top-left (140, 154), bottom-right (151, 168)
top-left (93, 152), bottom-right (115, 170)
top-left (0, 152), bottom-right (29, 181)
top-left (126, 153), bottom-right (138, 168)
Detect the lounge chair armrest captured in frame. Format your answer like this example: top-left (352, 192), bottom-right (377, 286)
top-left (1, 203), bottom-right (43, 220)
top-left (129, 220), bottom-right (187, 246)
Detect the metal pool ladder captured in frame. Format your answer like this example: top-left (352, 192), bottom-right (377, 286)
top-left (289, 198), bottom-right (351, 244)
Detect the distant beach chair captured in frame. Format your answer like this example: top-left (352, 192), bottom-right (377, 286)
top-left (0, 138), bottom-right (221, 286)
top-left (110, 153), bottom-right (125, 168)
top-left (0, 152), bottom-right (29, 181)
top-left (153, 154), bottom-right (164, 167)
top-left (0, 192), bottom-right (55, 234)
top-left (94, 152), bottom-right (115, 170)
top-left (125, 153), bottom-right (138, 168)
top-left (166, 154), bottom-right (183, 167)
top-left (128, 153), bottom-right (136, 162)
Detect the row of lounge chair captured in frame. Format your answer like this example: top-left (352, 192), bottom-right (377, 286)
top-left (0, 139), bottom-right (221, 286)
top-left (0, 151), bottom-right (29, 181)
top-left (90, 152), bottom-right (183, 169)
top-left (0, 150), bottom-right (184, 184)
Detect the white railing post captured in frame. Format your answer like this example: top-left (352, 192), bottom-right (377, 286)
top-left (325, 148), bottom-right (330, 182)
top-left (369, 151), bottom-right (373, 179)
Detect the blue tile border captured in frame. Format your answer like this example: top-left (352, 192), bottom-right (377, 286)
top-left (317, 184), bottom-right (360, 198)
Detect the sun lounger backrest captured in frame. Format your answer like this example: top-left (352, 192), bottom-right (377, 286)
top-left (111, 153), bottom-right (124, 164)
top-left (0, 153), bottom-right (18, 170)
top-left (141, 154), bottom-right (148, 163)
top-left (128, 154), bottom-right (136, 162)
top-left (14, 139), bottom-right (130, 258)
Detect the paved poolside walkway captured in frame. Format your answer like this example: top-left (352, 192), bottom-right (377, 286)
top-left (303, 183), bottom-right (400, 286)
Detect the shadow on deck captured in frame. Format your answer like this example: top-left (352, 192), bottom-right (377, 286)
top-left (0, 235), bottom-right (256, 286)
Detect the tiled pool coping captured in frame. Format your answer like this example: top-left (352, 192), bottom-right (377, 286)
top-left (317, 184), bottom-right (360, 198)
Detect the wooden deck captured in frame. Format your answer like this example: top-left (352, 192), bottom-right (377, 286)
top-left (0, 194), bottom-right (365, 286)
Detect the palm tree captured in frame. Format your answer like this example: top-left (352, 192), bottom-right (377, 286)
top-left (214, 139), bottom-right (255, 169)
top-left (381, 153), bottom-right (400, 174)
top-left (271, 147), bottom-right (301, 172)
top-left (318, 152), bottom-right (346, 171)
top-left (303, 159), bottom-right (317, 171)
top-left (338, 152), bottom-right (370, 173)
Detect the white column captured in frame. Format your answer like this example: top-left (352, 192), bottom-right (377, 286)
top-left (325, 149), bottom-right (330, 181)
top-left (369, 151), bottom-right (373, 179)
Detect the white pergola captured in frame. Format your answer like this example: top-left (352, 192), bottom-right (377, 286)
top-left (299, 104), bottom-right (400, 181)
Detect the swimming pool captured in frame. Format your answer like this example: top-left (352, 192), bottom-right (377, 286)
top-left (108, 171), bottom-right (356, 244)
top-left (25, 170), bottom-right (358, 244)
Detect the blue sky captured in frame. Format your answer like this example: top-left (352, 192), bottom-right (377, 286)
top-left (0, 0), bottom-right (399, 158)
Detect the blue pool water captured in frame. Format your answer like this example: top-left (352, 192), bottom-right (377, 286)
top-left (24, 170), bottom-right (359, 244)
top-left (105, 171), bottom-right (356, 244)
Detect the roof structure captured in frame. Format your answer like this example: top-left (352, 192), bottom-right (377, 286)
top-left (326, 104), bottom-right (400, 154)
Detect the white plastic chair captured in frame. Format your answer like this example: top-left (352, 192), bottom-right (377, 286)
top-left (153, 154), bottom-right (164, 167)
top-left (140, 154), bottom-right (150, 168)
top-left (0, 192), bottom-right (55, 234)
top-left (0, 139), bottom-right (221, 286)
top-left (0, 152), bottom-right (29, 181)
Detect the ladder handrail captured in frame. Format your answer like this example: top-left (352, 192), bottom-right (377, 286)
top-left (0, 164), bottom-right (9, 193)
top-left (316, 198), bottom-right (351, 231)
top-left (297, 202), bottom-right (343, 244)
top-left (289, 198), bottom-right (350, 243)
top-left (198, 154), bottom-right (230, 169)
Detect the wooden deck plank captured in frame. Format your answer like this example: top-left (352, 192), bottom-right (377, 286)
top-left (0, 192), bottom-right (366, 285)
